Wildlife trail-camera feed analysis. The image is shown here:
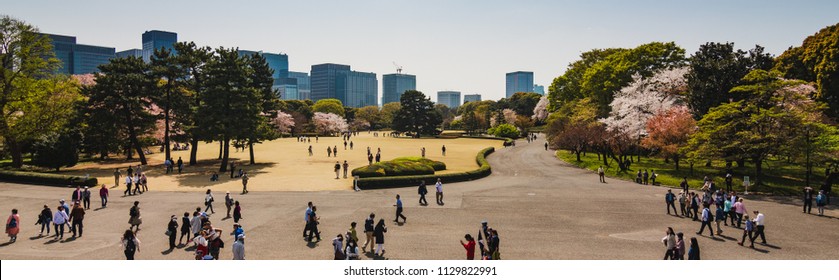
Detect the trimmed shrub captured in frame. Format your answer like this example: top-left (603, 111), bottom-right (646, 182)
top-left (352, 157), bottom-right (446, 178)
top-left (356, 147), bottom-right (494, 189)
top-left (488, 124), bottom-right (520, 138)
top-left (0, 170), bottom-right (98, 187)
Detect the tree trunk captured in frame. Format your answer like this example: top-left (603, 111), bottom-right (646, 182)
top-left (704, 160), bottom-right (712, 167)
top-left (218, 141), bottom-right (223, 160)
top-left (248, 141), bottom-right (255, 165)
top-left (736, 158), bottom-right (745, 168)
top-left (674, 155), bottom-right (680, 171)
top-left (689, 162), bottom-right (694, 176)
top-left (602, 151), bottom-right (609, 166)
top-left (219, 137), bottom-right (230, 173)
top-left (189, 138), bottom-right (199, 166)
top-left (6, 138), bottom-right (23, 168)
top-left (754, 157), bottom-right (763, 189)
top-left (164, 93), bottom-right (171, 161)
top-left (575, 150), bottom-right (581, 162)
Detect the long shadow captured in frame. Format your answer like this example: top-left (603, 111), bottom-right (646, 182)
top-left (61, 236), bottom-right (78, 243)
top-left (760, 243), bottom-right (782, 250)
top-left (44, 239), bottom-right (60, 245)
top-left (93, 207), bottom-right (106, 212)
top-left (184, 245), bottom-right (196, 252)
top-left (161, 248), bottom-right (174, 255)
top-left (718, 235), bottom-right (737, 242)
top-left (0, 241), bottom-right (14, 247)
top-left (173, 160), bottom-right (277, 188)
top-left (306, 241), bottom-right (319, 248)
top-left (29, 235), bottom-right (46, 240)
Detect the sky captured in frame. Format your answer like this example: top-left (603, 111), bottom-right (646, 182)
top-left (3, 0), bottom-right (839, 102)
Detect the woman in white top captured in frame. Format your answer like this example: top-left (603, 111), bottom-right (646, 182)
top-left (121, 229), bottom-right (140, 260)
top-left (52, 206), bottom-right (70, 240)
top-left (204, 189), bottom-right (215, 214)
top-left (345, 233), bottom-right (360, 260)
top-left (661, 227), bottom-right (676, 260)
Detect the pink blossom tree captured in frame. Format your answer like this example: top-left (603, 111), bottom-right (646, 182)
top-left (532, 96), bottom-right (548, 123)
top-left (641, 106), bottom-right (696, 170)
top-left (600, 67), bottom-right (688, 137)
top-left (313, 112), bottom-right (348, 135)
top-left (272, 110), bottom-right (295, 135)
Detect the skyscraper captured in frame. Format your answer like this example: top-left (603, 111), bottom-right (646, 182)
top-left (116, 49), bottom-right (142, 58)
top-left (238, 50), bottom-right (289, 80)
top-left (533, 84), bottom-right (545, 95)
top-left (142, 30), bottom-right (177, 62)
top-left (289, 71), bottom-right (311, 100)
top-left (382, 73), bottom-right (416, 105)
top-left (275, 78), bottom-right (298, 100)
top-left (463, 94), bottom-right (482, 103)
top-left (310, 63), bottom-right (377, 107)
top-left (437, 91), bottom-right (462, 108)
top-left (506, 71), bottom-right (534, 98)
top-left (44, 33), bottom-right (115, 75)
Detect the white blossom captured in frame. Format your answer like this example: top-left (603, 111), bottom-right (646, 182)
top-left (601, 67), bottom-right (688, 136)
top-left (313, 112), bottom-right (348, 135)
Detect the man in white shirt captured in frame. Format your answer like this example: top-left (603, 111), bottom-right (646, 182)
top-left (435, 178), bottom-right (444, 205)
top-left (597, 166), bottom-right (605, 183)
top-left (232, 235), bottom-right (245, 260)
top-left (124, 176), bottom-right (133, 196)
top-left (751, 211), bottom-right (766, 244)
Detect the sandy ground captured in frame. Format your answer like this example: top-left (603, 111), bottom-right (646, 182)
top-left (58, 133), bottom-right (502, 192)
top-left (1, 136), bottom-right (837, 260)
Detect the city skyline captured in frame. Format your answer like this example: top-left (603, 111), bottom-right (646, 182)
top-left (4, 0), bottom-right (839, 101)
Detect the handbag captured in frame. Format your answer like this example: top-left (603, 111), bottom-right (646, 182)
top-left (165, 230), bottom-right (172, 236)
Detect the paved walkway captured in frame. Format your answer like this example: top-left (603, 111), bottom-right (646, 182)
top-left (0, 137), bottom-right (837, 259)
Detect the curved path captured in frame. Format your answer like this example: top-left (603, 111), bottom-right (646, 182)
top-left (0, 137), bottom-right (837, 259)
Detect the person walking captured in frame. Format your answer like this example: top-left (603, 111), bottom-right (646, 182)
top-left (71, 186), bottom-right (83, 203)
top-left (418, 180), bottom-right (428, 205)
top-left (177, 157), bottom-right (184, 174)
top-left (69, 202), bottom-right (85, 238)
top-left (232, 234), bottom-right (245, 260)
top-left (373, 219), bottom-right (387, 257)
top-left (394, 195), bottom-right (406, 223)
top-left (308, 145), bottom-right (313, 156)
top-left (128, 201), bottom-right (142, 231)
top-left (544, 142), bottom-right (548, 151)
top-left (443, 145), bottom-right (447, 156)
top-left (333, 145), bottom-right (338, 157)
top-left (665, 190), bottom-right (677, 215)
top-left (421, 147), bottom-right (426, 158)
top-left (327, 146), bottom-right (332, 157)
top-left (82, 187), bottom-right (91, 209)
top-left (179, 212), bottom-right (191, 246)
top-left (204, 189), bottom-right (215, 214)
top-left (225, 192), bottom-right (234, 218)
top-left (368, 153), bottom-right (374, 165)
top-left (343, 161), bottom-right (349, 179)
top-left (737, 214), bottom-right (755, 248)
top-left (375, 152), bottom-right (381, 163)
top-left (461, 234), bottom-right (476, 260)
top-left (167, 215), bottom-right (178, 250)
top-left (140, 173), bottom-right (149, 193)
top-left (121, 229), bottom-right (140, 260)
top-left (303, 202), bottom-right (313, 238)
top-left (37, 205), bottom-right (52, 236)
top-left (332, 234), bottom-right (345, 260)
top-left (674, 232), bottom-right (685, 260)
top-left (714, 203), bottom-right (725, 235)
top-left (696, 205), bottom-right (715, 237)
top-left (690, 192), bottom-right (700, 221)
top-left (661, 227), bottom-right (676, 260)
top-left (307, 206), bottom-right (321, 242)
top-left (229, 161), bottom-right (236, 179)
top-left (52, 206), bottom-right (68, 240)
top-left (132, 173), bottom-right (142, 195)
top-left (435, 178), bottom-right (444, 205)
top-left (733, 198), bottom-right (747, 228)
top-left (803, 187), bottom-right (814, 214)
top-left (190, 211), bottom-right (203, 240)
top-left (114, 168), bottom-right (121, 187)
top-left (124, 175), bottom-right (133, 196)
top-left (816, 190), bottom-right (827, 216)
top-left (687, 238), bottom-right (700, 260)
top-left (680, 177), bottom-right (689, 194)
top-left (334, 161), bottom-right (341, 179)
top-left (241, 172), bottom-right (249, 194)
top-left (5, 209), bottom-right (20, 243)
top-left (233, 201), bottom-right (242, 223)
top-left (725, 173), bottom-right (733, 192)
top-left (99, 184), bottom-right (109, 208)
top-left (678, 191), bottom-right (687, 216)
top-left (750, 210), bottom-right (767, 244)
top-left (345, 235), bottom-right (360, 260)
top-left (204, 222), bottom-right (224, 260)
top-left (363, 213), bottom-right (375, 253)
top-left (597, 166), bottom-right (606, 183)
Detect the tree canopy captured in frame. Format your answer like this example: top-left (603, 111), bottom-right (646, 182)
top-left (392, 90), bottom-right (441, 137)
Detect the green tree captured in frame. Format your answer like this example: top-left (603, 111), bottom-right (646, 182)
top-left (380, 102), bottom-right (401, 128)
top-left (685, 42), bottom-right (774, 118)
top-left (312, 98), bottom-right (345, 117)
top-left (488, 124), bottom-right (520, 138)
top-left (85, 56), bottom-right (157, 164)
top-left (171, 42), bottom-right (213, 165)
top-left (151, 47), bottom-right (188, 161)
top-left (392, 90), bottom-right (441, 137)
top-left (548, 48), bottom-right (625, 111)
top-left (0, 16), bottom-right (61, 168)
top-left (31, 130), bottom-right (80, 171)
top-left (240, 52), bottom-right (281, 164)
top-left (355, 105), bottom-right (382, 128)
top-left (774, 23), bottom-right (839, 120)
top-left (497, 92), bottom-right (542, 116)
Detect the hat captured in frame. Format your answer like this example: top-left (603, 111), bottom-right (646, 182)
top-left (60, 199), bottom-right (65, 203)
top-left (84, 186), bottom-right (89, 189)
top-left (481, 220), bottom-right (488, 224)
top-left (233, 223), bottom-right (240, 227)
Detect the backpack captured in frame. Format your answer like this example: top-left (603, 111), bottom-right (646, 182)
top-left (130, 207), bottom-right (138, 217)
top-left (7, 217), bottom-right (16, 228)
top-left (125, 238), bottom-right (136, 251)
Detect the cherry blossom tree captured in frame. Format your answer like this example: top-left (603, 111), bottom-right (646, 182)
top-left (272, 110), bottom-right (295, 134)
top-left (502, 109), bottom-right (518, 125)
top-left (532, 96), bottom-right (548, 123)
top-left (313, 112), bottom-right (348, 135)
top-left (600, 67), bottom-right (688, 137)
top-left (641, 106), bottom-right (696, 170)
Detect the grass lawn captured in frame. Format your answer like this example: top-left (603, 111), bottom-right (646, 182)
top-left (556, 150), bottom-right (831, 195)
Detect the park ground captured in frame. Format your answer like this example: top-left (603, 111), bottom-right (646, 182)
top-left (55, 133), bottom-right (503, 192)
top-left (0, 136), bottom-right (838, 260)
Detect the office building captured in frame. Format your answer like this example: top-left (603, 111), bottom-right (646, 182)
top-left (437, 91), bottom-right (461, 108)
top-left (310, 63), bottom-right (377, 107)
top-left (116, 49), bottom-right (143, 58)
top-left (463, 94), bottom-right (482, 103)
top-left (505, 71), bottom-right (534, 98)
top-left (382, 73), bottom-right (416, 104)
top-left (289, 71), bottom-right (311, 100)
top-left (44, 33), bottom-right (115, 75)
top-left (238, 50), bottom-right (289, 80)
top-left (274, 78), bottom-right (298, 100)
top-left (142, 30), bottom-right (177, 62)
top-left (533, 84), bottom-right (545, 95)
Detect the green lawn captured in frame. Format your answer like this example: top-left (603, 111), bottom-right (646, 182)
top-left (556, 150), bottom-right (830, 195)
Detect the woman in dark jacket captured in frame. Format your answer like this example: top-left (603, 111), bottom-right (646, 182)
top-left (373, 219), bottom-right (387, 257)
top-left (179, 212), bottom-right (191, 246)
top-left (233, 201), bottom-right (242, 223)
top-left (687, 237), bottom-right (700, 260)
top-left (37, 205), bottom-right (52, 236)
top-left (167, 215), bottom-right (178, 250)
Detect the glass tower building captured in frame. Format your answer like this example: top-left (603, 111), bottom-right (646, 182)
top-left (533, 84), bottom-right (545, 95)
top-left (505, 71), bottom-right (534, 98)
top-left (116, 49), bottom-right (143, 58)
top-left (142, 30), bottom-right (177, 62)
top-left (437, 91), bottom-right (462, 108)
top-left (345, 71), bottom-right (378, 108)
top-left (310, 63), bottom-right (377, 107)
top-left (289, 71), bottom-right (311, 100)
top-left (44, 33), bottom-right (115, 75)
top-left (463, 94), bottom-right (482, 103)
top-left (238, 50), bottom-right (289, 80)
top-left (382, 73), bottom-right (416, 105)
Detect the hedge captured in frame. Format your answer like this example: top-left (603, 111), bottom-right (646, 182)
top-left (460, 135), bottom-right (515, 146)
top-left (352, 157), bottom-right (446, 178)
top-left (0, 170), bottom-right (98, 187)
top-left (356, 147), bottom-right (494, 189)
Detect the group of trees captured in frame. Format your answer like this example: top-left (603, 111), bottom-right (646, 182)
top-left (545, 23), bottom-right (839, 187)
top-left (449, 92), bottom-right (544, 137)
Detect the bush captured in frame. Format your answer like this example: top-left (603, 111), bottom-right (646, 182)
top-left (352, 157), bottom-right (446, 178)
top-left (356, 147), bottom-right (494, 189)
top-left (488, 124), bottom-right (520, 138)
top-left (0, 170), bottom-right (98, 187)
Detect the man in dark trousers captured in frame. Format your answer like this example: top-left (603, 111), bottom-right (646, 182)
top-left (71, 186), bottom-right (83, 203)
top-left (418, 180), bottom-right (428, 205)
top-left (665, 189), bottom-right (677, 215)
top-left (368, 153), bottom-right (374, 165)
top-left (342, 161), bottom-right (349, 179)
top-left (177, 157), bottom-right (184, 174)
top-left (544, 142), bottom-right (548, 151)
top-left (803, 187), bottom-right (814, 214)
top-left (394, 194), bottom-right (406, 223)
top-left (82, 187), bottom-right (91, 209)
top-left (229, 161), bottom-right (235, 178)
top-left (696, 205), bottom-right (715, 237)
top-left (334, 161), bottom-right (341, 179)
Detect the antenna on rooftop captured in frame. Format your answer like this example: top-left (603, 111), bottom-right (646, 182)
top-left (392, 61), bottom-right (403, 74)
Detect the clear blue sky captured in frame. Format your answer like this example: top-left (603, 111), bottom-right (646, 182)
top-left (4, 0), bottom-right (838, 102)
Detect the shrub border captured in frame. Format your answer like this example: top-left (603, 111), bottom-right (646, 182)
top-left (459, 135), bottom-right (515, 146)
top-left (356, 147), bottom-right (495, 190)
top-left (0, 170), bottom-right (98, 187)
